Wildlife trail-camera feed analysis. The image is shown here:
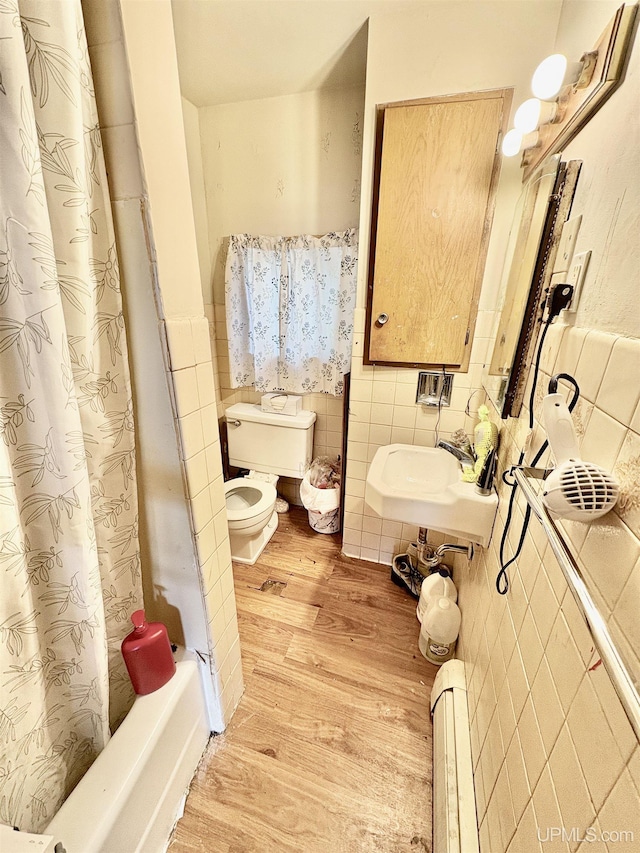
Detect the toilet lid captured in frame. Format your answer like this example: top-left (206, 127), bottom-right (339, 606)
top-left (224, 480), bottom-right (276, 521)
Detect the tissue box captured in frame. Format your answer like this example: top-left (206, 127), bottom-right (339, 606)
top-left (261, 393), bottom-right (302, 416)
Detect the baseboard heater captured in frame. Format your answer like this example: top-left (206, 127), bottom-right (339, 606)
top-left (430, 659), bottom-right (479, 853)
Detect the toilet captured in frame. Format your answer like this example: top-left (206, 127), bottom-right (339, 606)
top-left (224, 403), bottom-right (316, 564)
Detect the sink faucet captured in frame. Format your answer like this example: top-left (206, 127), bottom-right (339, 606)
top-left (436, 440), bottom-right (475, 468)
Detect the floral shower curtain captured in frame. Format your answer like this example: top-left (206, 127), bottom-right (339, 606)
top-left (225, 230), bottom-right (358, 396)
top-left (0, 0), bottom-right (142, 832)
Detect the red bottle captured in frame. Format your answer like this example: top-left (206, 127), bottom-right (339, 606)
top-left (121, 609), bottom-right (176, 695)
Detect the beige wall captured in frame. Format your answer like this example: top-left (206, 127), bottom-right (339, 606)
top-left (182, 97), bottom-right (224, 421)
top-left (119, 0), bottom-right (243, 727)
top-left (189, 86), bottom-right (366, 493)
top-left (199, 86), bottom-right (365, 307)
top-left (342, 0), bottom-right (562, 564)
top-left (182, 98), bottom-right (214, 311)
top-left (456, 4), bottom-right (640, 851)
top-left (84, 0), bottom-right (244, 729)
top-left (82, 0), bottom-right (207, 660)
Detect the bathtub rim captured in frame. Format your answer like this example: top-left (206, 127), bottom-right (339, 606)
top-left (45, 655), bottom-right (210, 853)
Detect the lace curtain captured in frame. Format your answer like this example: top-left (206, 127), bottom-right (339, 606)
top-left (0, 1), bottom-right (142, 831)
top-left (225, 230), bottom-right (358, 396)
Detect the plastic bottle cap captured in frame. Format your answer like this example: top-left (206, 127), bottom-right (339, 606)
top-left (131, 609), bottom-right (146, 630)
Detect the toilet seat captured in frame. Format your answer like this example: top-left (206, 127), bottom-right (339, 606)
top-left (224, 478), bottom-right (277, 534)
top-left (224, 478), bottom-right (278, 564)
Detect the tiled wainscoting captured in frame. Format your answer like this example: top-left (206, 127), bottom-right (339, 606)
top-left (457, 323), bottom-right (640, 853)
top-left (163, 317), bottom-right (244, 723)
top-left (341, 307), bottom-right (496, 564)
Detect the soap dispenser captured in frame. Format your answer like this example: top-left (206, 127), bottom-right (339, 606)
top-left (463, 405), bottom-right (499, 484)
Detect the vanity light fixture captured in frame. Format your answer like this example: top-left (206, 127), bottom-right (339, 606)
top-left (501, 128), bottom-right (539, 158)
top-left (514, 3), bottom-right (637, 180)
top-left (514, 98), bottom-right (558, 133)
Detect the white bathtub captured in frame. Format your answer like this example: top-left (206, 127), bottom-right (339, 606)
top-left (45, 657), bottom-right (210, 853)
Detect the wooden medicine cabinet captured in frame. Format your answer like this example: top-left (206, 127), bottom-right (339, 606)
top-left (364, 88), bottom-right (512, 369)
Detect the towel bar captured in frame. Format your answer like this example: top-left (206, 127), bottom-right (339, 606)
top-left (513, 467), bottom-right (640, 742)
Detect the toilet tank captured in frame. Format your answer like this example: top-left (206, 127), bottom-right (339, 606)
top-left (225, 403), bottom-right (316, 479)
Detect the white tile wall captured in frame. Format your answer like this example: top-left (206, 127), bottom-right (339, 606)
top-left (341, 309), bottom-right (493, 563)
top-left (165, 316), bottom-right (244, 723)
top-left (83, 0), bottom-right (243, 729)
top-left (456, 325), bottom-right (640, 852)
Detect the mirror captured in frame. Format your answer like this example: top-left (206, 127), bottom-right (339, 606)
top-left (483, 155), bottom-right (580, 417)
top-left (483, 155), bottom-right (561, 414)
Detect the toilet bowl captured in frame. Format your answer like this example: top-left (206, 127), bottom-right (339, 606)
top-left (223, 403), bottom-right (317, 564)
top-left (224, 478), bottom-right (278, 564)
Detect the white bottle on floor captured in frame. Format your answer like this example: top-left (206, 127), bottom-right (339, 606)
top-left (419, 597), bottom-right (461, 665)
top-left (416, 569), bottom-right (457, 623)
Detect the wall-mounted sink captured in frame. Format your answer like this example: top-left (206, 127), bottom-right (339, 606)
top-left (365, 444), bottom-right (498, 547)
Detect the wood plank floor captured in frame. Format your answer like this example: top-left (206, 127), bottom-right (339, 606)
top-left (169, 508), bottom-right (437, 853)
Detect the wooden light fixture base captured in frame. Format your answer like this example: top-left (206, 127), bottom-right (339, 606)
top-left (521, 3), bottom-right (637, 181)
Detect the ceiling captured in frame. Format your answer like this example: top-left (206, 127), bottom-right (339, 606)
top-left (171, 0), bottom-right (426, 107)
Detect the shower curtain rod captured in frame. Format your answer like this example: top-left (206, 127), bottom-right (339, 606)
top-left (514, 467), bottom-right (640, 742)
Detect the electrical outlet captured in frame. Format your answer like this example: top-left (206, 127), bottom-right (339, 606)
top-left (565, 249), bottom-right (591, 312)
top-left (554, 215), bottom-right (582, 273)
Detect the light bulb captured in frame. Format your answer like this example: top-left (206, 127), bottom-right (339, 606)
top-left (501, 128), bottom-right (523, 157)
top-left (532, 54), bottom-right (568, 99)
top-left (532, 53), bottom-right (584, 100)
top-left (514, 99), bottom-right (542, 132)
top-left (514, 98), bottom-right (559, 132)
top-left (501, 129), bottom-right (540, 158)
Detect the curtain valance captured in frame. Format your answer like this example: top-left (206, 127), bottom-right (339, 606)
top-left (225, 229), bottom-right (358, 396)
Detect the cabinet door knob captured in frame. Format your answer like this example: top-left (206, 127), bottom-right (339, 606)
top-left (376, 313), bottom-right (389, 326)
